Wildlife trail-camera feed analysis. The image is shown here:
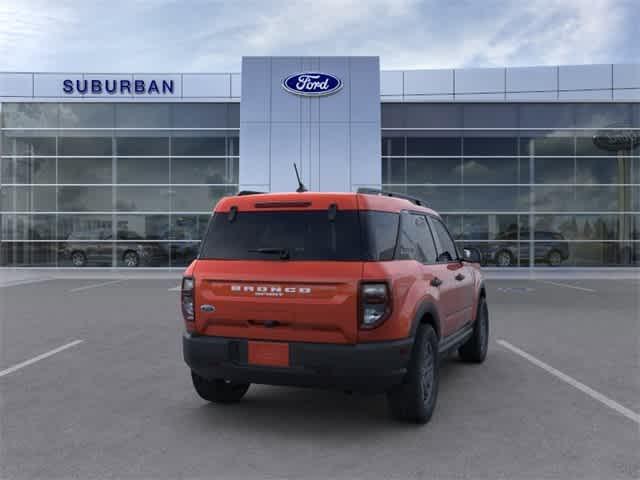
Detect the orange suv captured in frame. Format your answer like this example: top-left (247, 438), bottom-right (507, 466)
top-left (182, 189), bottom-right (488, 423)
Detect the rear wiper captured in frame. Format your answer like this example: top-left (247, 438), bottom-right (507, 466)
top-left (248, 247), bottom-right (290, 260)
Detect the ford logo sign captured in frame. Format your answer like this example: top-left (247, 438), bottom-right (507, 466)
top-left (282, 72), bottom-right (343, 96)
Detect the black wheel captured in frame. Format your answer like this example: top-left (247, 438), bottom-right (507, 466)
top-left (191, 371), bottom-right (250, 403)
top-left (495, 250), bottom-right (513, 267)
top-left (122, 250), bottom-right (140, 267)
top-left (387, 324), bottom-right (439, 424)
top-left (459, 296), bottom-right (489, 363)
top-left (70, 251), bottom-right (87, 267)
top-left (547, 250), bottom-right (563, 266)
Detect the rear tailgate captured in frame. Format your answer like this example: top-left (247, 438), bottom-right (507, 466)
top-left (193, 260), bottom-right (363, 344)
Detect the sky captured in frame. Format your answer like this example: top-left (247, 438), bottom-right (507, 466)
top-left (0, 0), bottom-right (638, 73)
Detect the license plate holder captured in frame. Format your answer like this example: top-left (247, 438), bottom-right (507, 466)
top-left (248, 341), bottom-right (290, 368)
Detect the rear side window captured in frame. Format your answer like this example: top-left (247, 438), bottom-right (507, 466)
top-left (199, 210), bottom-right (362, 261)
top-left (360, 211), bottom-right (399, 261)
top-left (395, 212), bottom-right (437, 263)
top-left (430, 217), bottom-right (459, 262)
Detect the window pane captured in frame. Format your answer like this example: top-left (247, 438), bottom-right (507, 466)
top-left (381, 136), bottom-right (404, 156)
top-left (1, 157), bottom-right (56, 183)
top-left (115, 104), bottom-right (170, 128)
top-left (171, 158), bottom-right (235, 184)
top-left (115, 242), bottom-right (169, 267)
top-left (405, 186), bottom-right (463, 212)
top-left (58, 137), bottom-right (112, 156)
top-left (1, 136), bottom-right (56, 155)
top-left (430, 217), bottom-right (458, 261)
top-left (463, 137), bottom-right (517, 156)
top-left (521, 136), bottom-right (574, 156)
top-left (59, 104), bottom-right (114, 128)
top-left (534, 186), bottom-right (574, 211)
top-left (463, 158), bottom-right (518, 184)
top-left (116, 137), bottom-right (169, 156)
top-left (535, 158), bottom-right (574, 183)
top-left (60, 242), bottom-right (114, 267)
top-left (171, 215), bottom-right (210, 240)
top-left (395, 213), bottom-right (436, 263)
top-left (534, 214), bottom-right (636, 241)
top-left (1, 214), bottom-right (56, 240)
top-left (382, 158), bottom-right (405, 184)
top-left (115, 215), bottom-right (169, 240)
top-left (406, 158), bottom-right (461, 184)
top-left (58, 215), bottom-right (113, 240)
top-left (58, 158), bottom-right (112, 184)
top-left (2, 103), bottom-right (58, 128)
top-left (464, 241), bottom-right (524, 267)
top-left (576, 157), bottom-right (630, 184)
top-left (116, 187), bottom-right (170, 212)
top-left (406, 137), bottom-right (461, 156)
top-left (441, 215), bottom-right (462, 240)
top-left (170, 242), bottom-right (200, 267)
top-left (171, 104), bottom-right (231, 128)
top-left (0, 242), bottom-right (60, 267)
top-left (360, 211), bottom-right (399, 261)
top-left (463, 186), bottom-right (528, 212)
top-left (172, 137), bottom-right (226, 156)
top-left (58, 186), bottom-right (113, 212)
top-left (0, 186), bottom-right (56, 212)
top-left (116, 157), bottom-right (169, 184)
top-left (171, 186), bottom-right (235, 212)
top-left (462, 215), bottom-right (488, 240)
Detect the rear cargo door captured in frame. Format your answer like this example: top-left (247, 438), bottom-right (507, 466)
top-left (193, 207), bottom-right (365, 344)
top-left (193, 260), bottom-right (362, 344)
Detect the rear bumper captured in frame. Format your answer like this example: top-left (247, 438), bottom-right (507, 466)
top-left (183, 333), bottom-right (414, 392)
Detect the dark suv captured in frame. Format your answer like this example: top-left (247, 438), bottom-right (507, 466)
top-left (485, 230), bottom-right (570, 267)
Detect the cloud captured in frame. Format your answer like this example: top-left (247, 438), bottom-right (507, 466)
top-left (0, 0), bottom-right (636, 72)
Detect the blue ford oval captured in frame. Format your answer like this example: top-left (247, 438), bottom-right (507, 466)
top-left (282, 72), bottom-right (343, 96)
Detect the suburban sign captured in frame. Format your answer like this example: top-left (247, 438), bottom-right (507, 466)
top-left (62, 78), bottom-right (176, 95)
top-left (282, 72), bottom-right (343, 96)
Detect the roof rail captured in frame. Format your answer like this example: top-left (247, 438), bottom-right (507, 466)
top-left (237, 190), bottom-right (266, 196)
top-left (357, 188), bottom-right (425, 207)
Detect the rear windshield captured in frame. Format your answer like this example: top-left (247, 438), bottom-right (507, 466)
top-left (199, 210), bottom-right (399, 261)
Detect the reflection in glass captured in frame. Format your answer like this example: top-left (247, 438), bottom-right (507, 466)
top-left (115, 215), bottom-right (169, 240)
top-left (171, 157), bottom-right (237, 184)
top-left (0, 242), bottom-right (59, 266)
top-left (116, 157), bottom-right (170, 184)
top-left (406, 157), bottom-right (461, 184)
top-left (58, 158), bottom-right (112, 184)
top-left (1, 136), bottom-right (56, 155)
top-left (1, 186), bottom-right (57, 212)
top-left (1, 157), bottom-right (56, 184)
top-left (58, 215), bottom-right (113, 240)
top-left (172, 136), bottom-right (227, 156)
top-left (58, 187), bottom-right (113, 212)
top-left (116, 187), bottom-right (171, 212)
top-left (58, 137), bottom-right (112, 156)
top-left (171, 186), bottom-right (236, 212)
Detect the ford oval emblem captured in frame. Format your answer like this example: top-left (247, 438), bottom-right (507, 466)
top-left (282, 72), bottom-right (343, 97)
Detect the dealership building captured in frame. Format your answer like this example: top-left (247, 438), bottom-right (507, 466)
top-left (0, 57), bottom-right (638, 268)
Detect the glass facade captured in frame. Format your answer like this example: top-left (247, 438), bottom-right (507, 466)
top-left (1, 101), bottom-right (638, 268)
top-left (382, 103), bottom-right (640, 267)
top-left (0, 103), bottom-right (239, 267)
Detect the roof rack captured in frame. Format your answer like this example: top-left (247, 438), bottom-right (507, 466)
top-left (356, 188), bottom-right (426, 207)
top-left (237, 190), bottom-right (266, 196)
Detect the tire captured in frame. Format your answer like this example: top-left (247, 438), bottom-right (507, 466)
top-left (191, 371), bottom-right (250, 404)
top-left (458, 296), bottom-right (489, 363)
top-left (495, 250), bottom-right (513, 267)
top-left (547, 250), bottom-right (563, 266)
top-left (70, 251), bottom-right (87, 267)
top-left (122, 250), bottom-right (140, 267)
top-left (387, 324), bottom-right (439, 424)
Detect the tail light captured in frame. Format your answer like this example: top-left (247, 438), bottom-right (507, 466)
top-left (181, 277), bottom-right (195, 327)
top-left (359, 282), bottom-right (392, 329)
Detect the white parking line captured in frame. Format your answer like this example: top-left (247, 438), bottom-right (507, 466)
top-left (497, 339), bottom-right (640, 425)
top-left (538, 281), bottom-right (596, 292)
top-left (0, 340), bottom-right (84, 378)
top-left (0, 277), bottom-right (55, 288)
top-left (168, 286), bottom-right (181, 291)
top-left (68, 280), bottom-right (122, 293)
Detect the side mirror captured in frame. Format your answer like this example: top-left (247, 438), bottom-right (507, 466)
top-left (463, 247), bottom-right (482, 264)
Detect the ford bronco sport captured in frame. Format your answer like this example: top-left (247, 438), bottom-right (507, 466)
top-left (182, 188), bottom-right (488, 423)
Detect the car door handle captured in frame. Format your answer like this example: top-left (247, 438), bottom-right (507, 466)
top-left (430, 277), bottom-right (443, 287)
top-left (455, 273), bottom-right (465, 281)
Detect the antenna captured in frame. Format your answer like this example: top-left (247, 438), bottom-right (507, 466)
top-left (293, 163), bottom-right (308, 192)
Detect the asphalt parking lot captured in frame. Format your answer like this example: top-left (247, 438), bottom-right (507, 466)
top-left (1, 275), bottom-right (638, 479)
